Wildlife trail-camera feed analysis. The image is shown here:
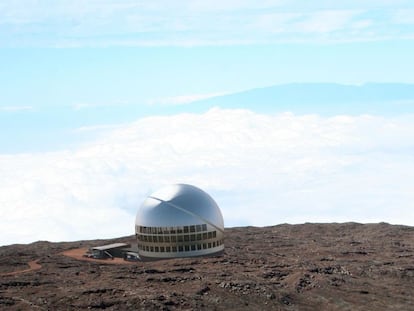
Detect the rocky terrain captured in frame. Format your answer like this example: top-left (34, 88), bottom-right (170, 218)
top-left (1, 223), bottom-right (413, 310)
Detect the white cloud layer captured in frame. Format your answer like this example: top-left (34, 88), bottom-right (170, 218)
top-left (1, 108), bottom-right (414, 246)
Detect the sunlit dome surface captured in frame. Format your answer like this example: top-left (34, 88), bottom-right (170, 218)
top-left (135, 184), bottom-right (224, 260)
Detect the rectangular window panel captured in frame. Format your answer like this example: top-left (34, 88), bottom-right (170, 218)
top-left (164, 236), bottom-right (170, 243)
top-left (203, 243), bottom-right (207, 249)
top-left (172, 246), bottom-right (177, 252)
top-left (196, 225), bottom-right (202, 232)
top-left (158, 236), bottom-right (164, 243)
top-left (202, 224), bottom-right (207, 231)
top-left (191, 244), bottom-right (196, 251)
top-left (208, 243), bottom-right (212, 248)
top-left (166, 246), bottom-right (171, 252)
top-left (171, 236), bottom-right (177, 242)
top-left (208, 232), bottom-right (213, 239)
top-left (196, 234), bottom-right (202, 241)
top-left (203, 233), bottom-right (208, 239)
top-left (184, 245), bottom-right (190, 251)
top-left (178, 246), bottom-right (183, 252)
top-left (160, 247), bottom-right (165, 252)
top-left (190, 234), bottom-right (196, 241)
top-left (153, 236), bottom-right (158, 243)
top-left (154, 246), bottom-right (159, 252)
top-left (184, 235), bottom-right (189, 242)
top-left (190, 225), bottom-right (195, 232)
top-left (178, 236), bottom-right (183, 242)
top-left (184, 226), bottom-right (189, 233)
top-left (197, 244), bottom-right (202, 250)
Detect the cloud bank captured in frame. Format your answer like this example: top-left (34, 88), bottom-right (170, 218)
top-left (1, 108), bottom-right (413, 246)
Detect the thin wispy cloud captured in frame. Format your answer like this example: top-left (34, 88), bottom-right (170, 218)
top-left (1, 1), bottom-right (413, 47)
top-left (0, 106), bottom-right (32, 112)
top-left (72, 101), bottom-right (130, 110)
top-left (1, 108), bottom-right (413, 245)
top-left (148, 92), bottom-right (228, 106)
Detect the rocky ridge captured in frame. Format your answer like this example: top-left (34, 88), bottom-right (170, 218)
top-left (0, 223), bottom-right (413, 310)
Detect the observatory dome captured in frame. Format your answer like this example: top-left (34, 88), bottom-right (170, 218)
top-left (135, 184), bottom-right (224, 260)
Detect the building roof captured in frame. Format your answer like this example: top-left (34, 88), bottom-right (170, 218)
top-left (91, 243), bottom-right (130, 251)
top-left (136, 184), bottom-right (224, 231)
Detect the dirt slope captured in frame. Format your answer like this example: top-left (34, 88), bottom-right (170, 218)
top-left (0, 223), bottom-right (413, 310)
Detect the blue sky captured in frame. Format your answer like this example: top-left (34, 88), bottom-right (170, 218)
top-left (1, 1), bottom-right (414, 245)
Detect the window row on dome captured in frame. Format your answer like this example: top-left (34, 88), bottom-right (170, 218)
top-left (137, 224), bottom-right (208, 235)
top-left (138, 239), bottom-right (224, 253)
top-left (136, 230), bottom-right (217, 243)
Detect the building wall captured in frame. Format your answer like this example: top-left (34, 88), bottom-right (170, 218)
top-left (135, 223), bottom-right (224, 259)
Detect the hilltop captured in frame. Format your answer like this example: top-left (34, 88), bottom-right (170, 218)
top-left (1, 223), bottom-right (413, 310)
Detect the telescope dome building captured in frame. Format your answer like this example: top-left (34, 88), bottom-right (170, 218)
top-left (135, 184), bottom-right (224, 260)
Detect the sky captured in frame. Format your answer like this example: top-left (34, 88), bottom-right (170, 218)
top-left (1, 0), bottom-right (414, 245)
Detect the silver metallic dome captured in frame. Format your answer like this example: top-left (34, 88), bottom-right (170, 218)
top-left (135, 184), bottom-right (224, 260)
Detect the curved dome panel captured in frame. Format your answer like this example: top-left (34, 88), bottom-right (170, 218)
top-left (136, 184), bottom-right (224, 229)
top-left (135, 184), bottom-right (224, 260)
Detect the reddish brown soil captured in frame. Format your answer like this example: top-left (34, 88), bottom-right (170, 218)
top-left (0, 260), bottom-right (42, 276)
top-left (0, 223), bottom-right (413, 310)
